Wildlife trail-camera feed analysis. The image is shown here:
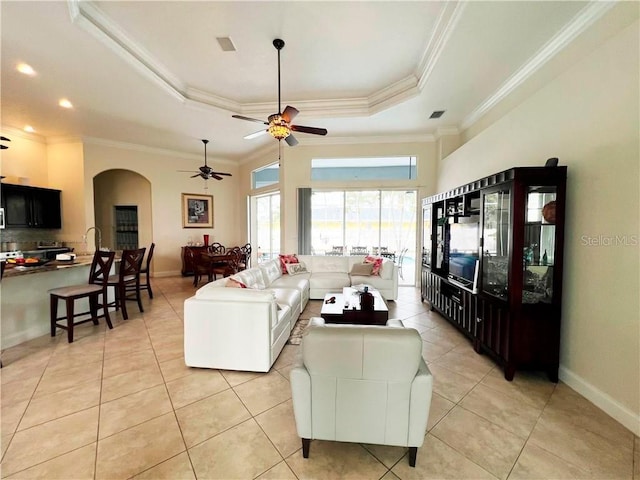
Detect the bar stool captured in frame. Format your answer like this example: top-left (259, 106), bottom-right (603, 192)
top-left (105, 248), bottom-right (145, 320)
top-left (49, 251), bottom-right (116, 343)
top-left (139, 243), bottom-right (155, 299)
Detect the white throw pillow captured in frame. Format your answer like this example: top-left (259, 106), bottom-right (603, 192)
top-left (286, 262), bottom-right (308, 276)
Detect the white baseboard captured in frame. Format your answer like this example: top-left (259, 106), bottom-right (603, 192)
top-left (559, 365), bottom-right (640, 437)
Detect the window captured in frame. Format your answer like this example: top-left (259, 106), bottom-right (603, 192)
top-left (253, 192), bottom-right (280, 263)
top-left (309, 189), bottom-right (417, 285)
top-left (252, 163), bottom-right (279, 189)
top-left (311, 157), bottom-right (416, 181)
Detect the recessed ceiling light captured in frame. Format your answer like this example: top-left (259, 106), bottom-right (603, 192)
top-left (17, 63), bottom-right (36, 76)
top-left (216, 37), bottom-right (236, 52)
top-left (59, 99), bottom-right (73, 109)
top-left (24, 125), bottom-right (35, 133)
top-left (429, 110), bottom-right (445, 119)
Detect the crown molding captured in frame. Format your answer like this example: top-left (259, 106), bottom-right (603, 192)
top-left (435, 126), bottom-right (460, 138)
top-left (66, 1), bottom-right (461, 119)
top-left (461, 0), bottom-right (616, 130)
top-left (238, 144), bottom-right (280, 166)
top-left (296, 133), bottom-right (436, 146)
top-left (417, 1), bottom-right (467, 91)
top-left (68, 0), bottom-right (185, 102)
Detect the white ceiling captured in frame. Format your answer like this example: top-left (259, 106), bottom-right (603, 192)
top-left (0, 1), bottom-right (634, 163)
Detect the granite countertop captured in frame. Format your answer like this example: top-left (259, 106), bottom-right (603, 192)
top-left (3, 255), bottom-right (97, 278)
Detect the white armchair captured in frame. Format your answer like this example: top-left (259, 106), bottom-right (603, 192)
top-left (289, 318), bottom-right (433, 467)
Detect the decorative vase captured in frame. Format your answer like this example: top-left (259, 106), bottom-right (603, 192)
top-left (542, 201), bottom-right (556, 223)
top-left (203, 234), bottom-right (210, 246)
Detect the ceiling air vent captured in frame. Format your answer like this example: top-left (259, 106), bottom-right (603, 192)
top-left (216, 37), bottom-right (236, 52)
top-left (429, 110), bottom-right (445, 119)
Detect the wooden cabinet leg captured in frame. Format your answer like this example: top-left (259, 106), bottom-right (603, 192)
top-left (408, 446), bottom-right (417, 467)
top-left (504, 364), bottom-right (516, 381)
top-left (301, 438), bottom-right (310, 458)
top-left (473, 338), bottom-right (482, 354)
top-left (547, 367), bottom-right (559, 383)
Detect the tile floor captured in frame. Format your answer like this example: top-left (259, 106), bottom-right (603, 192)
top-left (1, 276), bottom-right (638, 479)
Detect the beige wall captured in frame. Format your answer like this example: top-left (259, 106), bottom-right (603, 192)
top-left (439, 21), bottom-right (640, 433)
top-left (83, 143), bottom-right (241, 275)
top-left (0, 130), bottom-right (49, 188)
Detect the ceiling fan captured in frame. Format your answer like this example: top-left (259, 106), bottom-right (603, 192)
top-left (232, 38), bottom-right (328, 147)
top-left (178, 139), bottom-right (232, 181)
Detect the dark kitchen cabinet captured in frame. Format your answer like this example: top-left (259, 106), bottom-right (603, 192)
top-left (1, 184), bottom-right (62, 229)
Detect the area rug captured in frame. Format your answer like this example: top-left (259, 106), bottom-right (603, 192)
top-left (287, 318), bottom-right (310, 345)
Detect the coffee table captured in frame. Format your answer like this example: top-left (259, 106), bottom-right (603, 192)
top-left (321, 287), bottom-right (388, 326)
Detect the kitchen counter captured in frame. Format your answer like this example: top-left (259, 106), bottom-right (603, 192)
top-left (1, 254), bottom-right (118, 349)
top-left (3, 255), bottom-right (95, 278)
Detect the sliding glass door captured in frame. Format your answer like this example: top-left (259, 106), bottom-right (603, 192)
top-left (310, 189), bottom-right (417, 285)
top-left (253, 192), bottom-right (280, 264)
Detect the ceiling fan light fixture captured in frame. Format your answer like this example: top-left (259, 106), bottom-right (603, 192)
top-left (267, 114), bottom-right (291, 140)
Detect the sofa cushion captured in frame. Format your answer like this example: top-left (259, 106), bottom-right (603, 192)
top-left (309, 272), bottom-right (351, 291)
top-left (310, 256), bottom-right (350, 273)
top-left (267, 287), bottom-right (301, 310)
top-left (195, 284), bottom-right (275, 302)
top-left (350, 263), bottom-right (374, 276)
top-left (260, 259), bottom-right (282, 285)
top-left (378, 259), bottom-right (394, 280)
top-left (279, 254), bottom-right (299, 274)
top-left (233, 267), bottom-right (267, 289)
top-left (364, 255), bottom-right (384, 276)
top-left (270, 274), bottom-right (311, 292)
top-left (286, 262), bottom-right (308, 275)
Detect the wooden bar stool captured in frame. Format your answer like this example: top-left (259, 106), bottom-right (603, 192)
top-left (49, 251), bottom-right (116, 343)
top-left (105, 248), bottom-right (146, 320)
top-left (139, 243), bottom-right (155, 298)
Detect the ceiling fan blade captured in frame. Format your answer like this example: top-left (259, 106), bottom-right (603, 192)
top-left (244, 129), bottom-right (268, 140)
top-left (232, 115), bottom-right (268, 125)
top-left (285, 134), bottom-right (299, 147)
top-left (291, 125), bottom-right (328, 136)
top-left (212, 172), bottom-right (232, 176)
top-left (211, 174), bottom-right (223, 181)
top-left (282, 105), bottom-right (299, 123)
top-left (191, 173), bottom-right (201, 178)
top-left (200, 173), bottom-right (209, 180)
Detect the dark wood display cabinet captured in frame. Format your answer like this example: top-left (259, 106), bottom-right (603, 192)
top-left (421, 166), bottom-right (566, 382)
top-left (1, 184), bottom-right (62, 229)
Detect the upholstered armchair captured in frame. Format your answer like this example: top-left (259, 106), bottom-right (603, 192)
top-left (290, 318), bottom-right (433, 467)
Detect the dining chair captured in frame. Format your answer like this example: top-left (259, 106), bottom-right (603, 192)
top-left (397, 247), bottom-right (409, 279)
top-left (184, 248), bottom-right (211, 287)
top-left (105, 247), bottom-right (146, 320)
top-left (49, 251), bottom-right (116, 343)
top-left (139, 242), bottom-right (155, 298)
top-left (211, 250), bottom-right (238, 280)
top-left (350, 246), bottom-right (369, 255)
top-left (239, 243), bottom-right (251, 269)
top-left (210, 242), bottom-right (225, 254)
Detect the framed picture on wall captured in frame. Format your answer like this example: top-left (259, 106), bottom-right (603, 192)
top-left (182, 193), bottom-right (214, 228)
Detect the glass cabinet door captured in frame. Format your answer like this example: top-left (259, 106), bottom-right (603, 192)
top-left (522, 186), bottom-right (557, 303)
top-left (481, 189), bottom-right (511, 300)
top-left (422, 204), bottom-right (432, 267)
top-left (434, 202), bottom-right (446, 271)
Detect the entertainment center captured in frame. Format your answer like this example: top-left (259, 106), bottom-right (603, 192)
top-left (421, 166), bottom-right (566, 381)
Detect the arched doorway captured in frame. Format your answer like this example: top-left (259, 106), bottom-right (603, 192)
top-left (93, 169), bottom-right (153, 254)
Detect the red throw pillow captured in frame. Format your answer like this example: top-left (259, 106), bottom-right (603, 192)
top-left (226, 278), bottom-right (247, 288)
top-left (364, 255), bottom-right (383, 276)
top-left (279, 254), bottom-right (299, 274)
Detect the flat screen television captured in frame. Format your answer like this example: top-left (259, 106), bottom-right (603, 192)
top-left (448, 221), bottom-right (479, 291)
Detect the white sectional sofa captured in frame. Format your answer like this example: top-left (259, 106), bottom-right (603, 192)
top-left (184, 255), bottom-right (398, 372)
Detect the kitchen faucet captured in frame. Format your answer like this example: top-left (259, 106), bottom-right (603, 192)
top-left (83, 226), bottom-right (102, 252)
